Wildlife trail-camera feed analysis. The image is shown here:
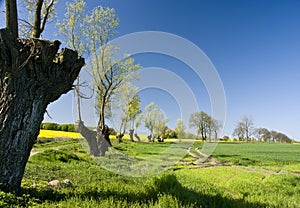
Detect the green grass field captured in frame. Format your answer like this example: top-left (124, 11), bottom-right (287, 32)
top-left (1, 133), bottom-right (299, 207)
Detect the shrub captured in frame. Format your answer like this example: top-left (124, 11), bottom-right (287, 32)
top-left (42, 122), bottom-right (59, 131)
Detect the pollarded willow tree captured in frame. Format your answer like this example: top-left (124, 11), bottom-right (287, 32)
top-left (0, 0), bottom-right (84, 193)
top-left (58, 0), bottom-right (140, 156)
top-left (114, 83), bottom-right (141, 142)
top-left (144, 102), bottom-right (169, 142)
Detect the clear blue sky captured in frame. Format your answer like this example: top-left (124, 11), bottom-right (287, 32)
top-left (0, 0), bottom-right (299, 140)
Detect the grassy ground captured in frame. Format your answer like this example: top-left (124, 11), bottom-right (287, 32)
top-left (1, 135), bottom-right (299, 207)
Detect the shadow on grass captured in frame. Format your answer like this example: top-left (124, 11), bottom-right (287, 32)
top-left (21, 174), bottom-right (268, 207)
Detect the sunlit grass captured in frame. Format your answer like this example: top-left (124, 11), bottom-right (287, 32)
top-left (2, 137), bottom-right (300, 207)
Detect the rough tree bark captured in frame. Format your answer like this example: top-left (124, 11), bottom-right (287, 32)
top-left (5, 0), bottom-right (18, 38)
top-left (76, 121), bottom-right (99, 156)
top-left (0, 28), bottom-right (84, 193)
top-left (77, 121), bottom-right (112, 156)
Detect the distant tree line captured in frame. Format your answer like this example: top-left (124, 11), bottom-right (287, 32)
top-left (40, 123), bottom-right (76, 132)
top-left (231, 115), bottom-right (294, 143)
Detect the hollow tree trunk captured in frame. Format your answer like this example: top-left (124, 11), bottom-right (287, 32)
top-left (98, 125), bottom-right (112, 156)
top-left (77, 121), bottom-right (112, 156)
top-left (76, 121), bottom-right (99, 156)
top-left (0, 28), bottom-right (84, 193)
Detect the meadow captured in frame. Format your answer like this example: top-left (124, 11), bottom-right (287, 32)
top-left (0, 131), bottom-right (299, 207)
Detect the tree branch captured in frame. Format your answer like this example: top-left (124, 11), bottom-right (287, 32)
top-left (40, 0), bottom-right (55, 35)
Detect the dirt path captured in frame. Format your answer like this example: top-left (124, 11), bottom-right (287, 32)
top-left (186, 147), bottom-right (300, 176)
top-left (186, 147), bottom-right (225, 166)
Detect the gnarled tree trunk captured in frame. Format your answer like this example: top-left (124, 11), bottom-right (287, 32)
top-left (0, 28), bottom-right (84, 193)
top-left (77, 121), bottom-right (99, 156)
top-left (77, 121), bottom-right (112, 157)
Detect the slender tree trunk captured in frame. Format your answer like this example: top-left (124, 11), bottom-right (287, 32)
top-left (32, 0), bottom-right (43, 38)
top-left (98, 102), bottom-right (105, 131)
top-left (0, 29), bottom-right (84, 193)
top-left (134, 133), bottom-right (141, 142)
top-left (75, 77), bottom-right (82, 121)
top-left (5, 0), bottom-right (18, 38)
top-left (129, 129), bottom-right (134, 142)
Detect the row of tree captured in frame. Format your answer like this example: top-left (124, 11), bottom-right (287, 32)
top-left (232, 115), bottom-right (293, 143)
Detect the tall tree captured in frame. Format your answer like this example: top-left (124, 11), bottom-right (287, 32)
top-left (255, 128), bottom-right (271, 142)
top-left (21, 0), bottom-right (57, 38)
top-left (144, 102), bottom-right (168, 142)
top-left (0, 2), bottom-right (84, 193)
top-left (57, 0), bottom-right (86, 122)
top-left (58, 3), bottom-right (140, 155)
top-left (114, 83), bottom-right (139, 142)
top-left (233, 115), bottom-right (254, 142)
top-left (189, 111), bottom-right (213, 141)
top-left (233, 121), bottom-right (246, 142)
top-left (175, 119), bottom-right (186, 140)
top-left (209, 118), bottom-right (222, 141)
top-left (128, 94), bottom-right (142, 142)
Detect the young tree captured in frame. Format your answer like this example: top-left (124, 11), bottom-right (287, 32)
top-left (154, 120), bottom-right (169, 142)
top-left (21, 0), bottom-right (57, 38)
top-left (144, 102), bottom-right (168, 142)
top-left (134, 113), bottom-right (143, 141)
top-left (114, 83), bottom-right (139, 142)
top-left (175, 119), bottom-right (186, 140)
top-left (0, 1), bottom-right (84, 193)
top-left (128, 94), bottom-right (142, 142)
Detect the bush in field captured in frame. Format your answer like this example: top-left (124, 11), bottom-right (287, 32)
top-left (222, 135), bottom-right (230, 141)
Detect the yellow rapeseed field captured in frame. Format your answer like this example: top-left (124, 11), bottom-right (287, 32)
top-left (38, 130), bottom-right (83, 139)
